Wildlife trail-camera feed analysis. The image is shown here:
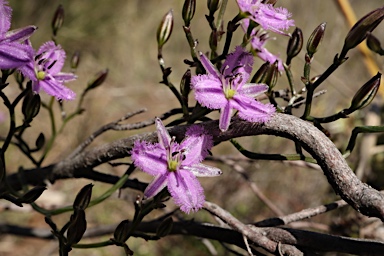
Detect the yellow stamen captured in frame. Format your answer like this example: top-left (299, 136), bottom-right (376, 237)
top-left (37, 71), bottom-right (46, 80)
top-left (168, 160), bottom-right (178, 172)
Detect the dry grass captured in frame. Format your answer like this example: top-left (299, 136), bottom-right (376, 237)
top-left (1, 0), bottom-right (384, 255)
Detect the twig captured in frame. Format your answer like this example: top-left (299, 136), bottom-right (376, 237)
top-left (68, 108), bottom-right (147, 158)
top-left (208, 154), bottom-right (285, 216)
top-left (204, 201), bottom-right (303, 255)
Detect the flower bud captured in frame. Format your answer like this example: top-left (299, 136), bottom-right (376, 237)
top-left (52, 4), bottom-right (64, 36)
top-left (251, 62), bottom-right (270, 83)
top-left (17, 186), bottom-right (46, 204)
top-left (156, 217), bottom-right (173, 237)
top-left (286, 27), bottom-right (303, 65)
top-left (366, 32), bottom-right (384, 55)
top-left (306, 22), bottom-right (326, 58)
top-left (70, 50), bottom-right (81, 70)
top-left (113, 220), bottom-right (130, 244)
top-left (157, 9), bottom-right (174, 49)
top-left (67, 210), bottom-right (87, 246)
top-left (73, 183), bottom-right (93, 211)
top-left (207, 0), bottom-right (221, 15)
top-left (22, 88), bottom-right (41, 123)
top-left (342, 7), bottom-right (384, 57)
top-left (86, 69), bottom-right (108, 92)
top-left (15, 71), bottom-right (24, 84)
top-left (182, 0), bottom-right (196, 27)
top-left (35, 133), bottom-right (45, 150)
top-left (347, 72), bottom-right (381, 112)
top-left (180, 69), bottom-right (191, 100)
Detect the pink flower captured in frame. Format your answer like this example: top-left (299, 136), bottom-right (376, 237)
top-left (191, 46), bottom-right (275, 132)
top-left (131, 118), bottom-right (222, 214)
top-left (0, 0), bottom-right (36, 69)
top-left (247, 28), bottom-right (284, 71)
top-left (19, 41), bottom-right (76, 100)
top-left (237, 0), bottom-right (294, 35)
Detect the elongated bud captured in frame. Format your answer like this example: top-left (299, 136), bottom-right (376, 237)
top-left (263, 61), bottom-right (279, 90)
top-left (157, 9), bottom-right (174, 49)
top-left (306, 22), bottom-right (326, 58)
top-left (22, 88), bottom-right (41, 123)
top-left (70, 50), bottom-right (80, 70)
top-left (182, 0), bottom-right (196, 27)
top-left (67, 210), bottom-right (87, 246)
top-left (207, 0), bottom-right (221, 15)
top-left (86, 69), bottom-right (108, 92)
top-left (180, 69), bottom-right (191, 100)
top-left (347, 72), bottom-right (381, 112)
top-left (251, 62), bottom-right (270, 83)
top-left (15, 71), bottom-right (24, 84)
top-left (73, 184), bottom-right (93, 211)
top-left (156, 217), bottom-right (173, 237)
top-left (35, 133), bottom-right (45, 150)
top-left (113, 220), bottom-right (130, 244)
top-left (17, 186), bottom-right (46, 204)
top-left (286, 27), bottom-right (303, 65)
top-left (366, 33), bottom-right (384, 56)
top-left (341, 7), bottom-right (384, 57)
top-left (52, 4), bottom-right (64, 36)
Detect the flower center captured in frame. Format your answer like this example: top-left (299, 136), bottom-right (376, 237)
top-left (225, 88), bottom-right (236, 99)
top-left (168, 159), bottom-right (179, 172)
top-left (37, 71), bottom-right (46, 80)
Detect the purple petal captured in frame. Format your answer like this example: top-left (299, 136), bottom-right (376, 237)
top-left (219, 102), bottom-right (232, 132)
top-left (38, 78), bottom-right (76, 100)
top-left (257, 48), bottom-right (284, 72)
top-left (168, 170), bottom-right (205, 214)
top-left (5, 26), bottom-right (37, 42)
top-left (0, 42), bottom-right (33, 69)
top-left (131, 140), bottom-right (168, 176)
top-left (144, 173), bottom-right (169, 199)
top-left (18, 61), bottom-right (36, 81)
top-left (180, 128), bottom-right (213, 165)
top-left (37, 41), bottom-right (66, 74)
top-left (232, 94), bottom-right (275, 122)
top-left (221, 46), bottom-right (253, 82)
top-left (191, 74), bottom-right (227, 109)
top-left (0, 0), bottom-right (11, 37)
top-left (183, 163), bottom-right (222, 177)
top-left (155, 117), bottom-right (171, 149)
top-left (237, 83), bottom-right (268, 97)
top-left (53, 72), bottom-right (77, 82)
top-left (255, 4), bottom-right (295, 35)
top-left (199, 52), bottom-right (221, 79)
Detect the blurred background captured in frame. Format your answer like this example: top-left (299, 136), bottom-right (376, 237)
top-left (1, 0), bottom-right (384, 255)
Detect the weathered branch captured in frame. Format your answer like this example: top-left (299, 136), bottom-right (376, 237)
top-left (5, 113), bottom-right (384, 220)
top-left (2, 218), bottom-right (384, 255)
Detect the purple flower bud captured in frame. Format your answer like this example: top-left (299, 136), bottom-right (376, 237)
top-left (182, 0), bottom-right (196, 27)
top-left (157, 9), bottom-right (174, 49)
top-left (52, 4), bottom-right (64, 36)
top-left (113, 220), bottom-right (130, 244)
top-left (342, 6), bottom-right (384, 57)
top-left (86, 69), bottom-right (108, 92)
top-left (366, 32), bottom-right (384, 56)
top-left (67, 210), bottom-right (87, 246)
top-left (70, 50), bottom-right (81, 70)
top-left (207, 0), bottom-right (221, 15)
top-left (306, 22), bottom-right (326, 58)
top-left (286, 27), bottom-right (303, 65)
top-left (73, 183), bottom-right (93, 211)
top-left (347, 72), bottom-right (381, 112)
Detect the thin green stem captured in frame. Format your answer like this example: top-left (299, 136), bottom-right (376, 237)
top-left (231, 139), bottom-right (317, 164)
top-left (31, 173), bottom-right (130, 216)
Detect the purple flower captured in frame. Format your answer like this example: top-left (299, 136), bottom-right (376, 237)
top-left (0, 0), bottom-right (35, 69)
top-left (237, 0), bottom-right (294, 35)
top-left (131, 118), bottom-right (222, 214)
top-left (19, 41), bottom-right (76, 100)
top-left (246, 28), bottom-right (284, 71)
top-left (191, 46), bottom-right (275, 131)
